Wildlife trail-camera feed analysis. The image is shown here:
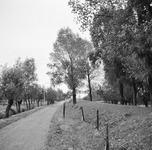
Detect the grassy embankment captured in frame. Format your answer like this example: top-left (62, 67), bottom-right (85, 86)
top-left (47, 100), bottom-right (152, 150)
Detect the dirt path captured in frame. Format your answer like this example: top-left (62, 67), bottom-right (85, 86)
top-left (0, 101), bottom-right (64, 150)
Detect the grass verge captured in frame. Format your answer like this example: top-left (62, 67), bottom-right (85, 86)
top-left (0, 105), bottom-right (45, 130)
top-left (47, 100), bottom-right (152, 150)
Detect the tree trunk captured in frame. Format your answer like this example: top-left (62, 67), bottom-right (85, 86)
top-left (142, 94), bottom-right (148, 107)
top-left (28, 99), bottom-right (30, 109)
top-left (148, 75), bottom-right (152, 107)
top-left (17, 99), bottom-right (22, 113)
top-left (31, 97), bottom-right (33, 104)
top-left (119, 82), bottom-right (124, 105)
top-left (27, 93), bottom-right (31, 110)
top-left (73, 87), bottom-right (76, 104)
top-left (24, 94), bottom-right (28, 110)
top-left (132, 78), bottom-right (137, 106)
top-left (47, 100), bottom-right (49, 105)
top-left (18, 103), bottom-right (21, 113)
top-left (70, 58), bottom-right (77, 104)
top-left (25, 99), bottom-right (28, 110)
top-left (87, 73), bottom-right (92, 101)
top-left (16, 100), bottom-right (18, 112)
top-left (5, 99), bottom-right (13, 118)
top-left (37, 99), bottom-right (40, 107)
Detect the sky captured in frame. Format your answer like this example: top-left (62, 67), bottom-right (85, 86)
top-left (0, 0), bottom-right (90, 91)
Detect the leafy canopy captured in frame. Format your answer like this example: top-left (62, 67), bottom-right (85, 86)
top-left (47, 27), bottom-right (88, 90)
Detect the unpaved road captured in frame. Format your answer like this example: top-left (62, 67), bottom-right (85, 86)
top-left (0, 101), bottom-right (64, 150)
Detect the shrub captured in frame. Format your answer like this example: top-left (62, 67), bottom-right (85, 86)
top-left (98, 88), bottom-right (119, 104)
top-left (82, 95), bottom-right (89, 101)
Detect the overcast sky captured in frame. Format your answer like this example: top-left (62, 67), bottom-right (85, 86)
top-left (0, 0), bottom-right (90, 90)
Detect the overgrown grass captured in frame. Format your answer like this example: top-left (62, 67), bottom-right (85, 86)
top-left (47, 100), bottom-right (152, 150)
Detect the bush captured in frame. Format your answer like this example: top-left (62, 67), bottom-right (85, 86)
top-left (46, 88), bottom-right (58, 104)
top-left (99, 88), bottom-right (119, 104)
top-left (98, 84), bottom-right (134, 104)
top-left (82, 95), bottom-right (89, 101)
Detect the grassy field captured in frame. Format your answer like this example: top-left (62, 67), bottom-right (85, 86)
top-left (47, 100), bottom-right (152, 150)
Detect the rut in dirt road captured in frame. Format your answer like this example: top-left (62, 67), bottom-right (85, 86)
top-left (0, 101), bottom-right (64, 150)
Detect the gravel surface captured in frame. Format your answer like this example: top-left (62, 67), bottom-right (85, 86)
top-left (0, 101), bottom-right (64, 150)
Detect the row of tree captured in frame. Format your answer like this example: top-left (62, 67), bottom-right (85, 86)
top-left (68, 0), bottom-right (152, 107)
top-left (0, 58), bottom-right (63, 118)
top-left (47, 27), bottom-right (99, 104)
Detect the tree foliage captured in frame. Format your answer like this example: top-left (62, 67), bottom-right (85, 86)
top-left (47, 27), bottom-right (88, 104)
top-left (22, 58), bottom-right (37, 109)
top-left (69, 0), bottom-right (152, 106)
top-left (46, 88), bottom-right (57, 104)
top-left (0, 57), bottom-right (40, 117)
top-left (0, 64), bottom-right (24, 117)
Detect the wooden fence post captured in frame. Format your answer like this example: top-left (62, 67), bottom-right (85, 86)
top-left (80, 106), bottom-right (85, 121)
top-left (63, 102), bottom-right (66, 118)
top-left (105, 123), bottom-right (109, 150)
top-left (97, 110), bottom-right (99, 130)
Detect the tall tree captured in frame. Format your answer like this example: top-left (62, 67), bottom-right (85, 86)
top-left (77, 40), bottom-right (100, 101)
top-left (35, 84), bottom-right (44, 106)
top-left (88, 5), bottom-right (129, 104)
top-left (125, 0), bottom-right (152, 106)
top-left (13, 58), bottom-right (24, 113)
top-left (47, 27), bottom-right (86, 104)
top-left (69, 0), bottom-right (152, 106)
top-left (0, 65), bottom-right (24, 117)
top-left (23, 58), bottom-right (37, 109)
